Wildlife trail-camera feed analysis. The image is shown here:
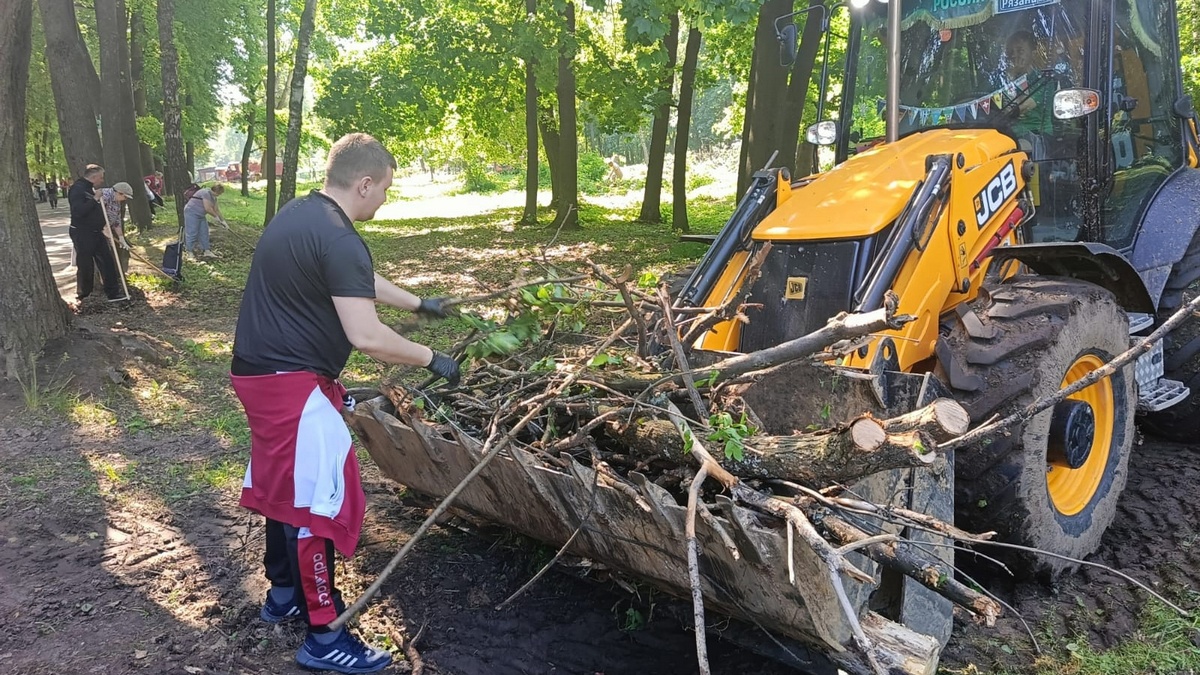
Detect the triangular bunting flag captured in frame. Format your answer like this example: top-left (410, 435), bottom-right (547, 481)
top-left (993, 92), bottom-right (1004, 109)
top-left (1017, 76), bottom-right (1030, 91)
top-left (970, 101), bottom-right (979, 119)
top-left (980, 98), bottom-right (991, 114)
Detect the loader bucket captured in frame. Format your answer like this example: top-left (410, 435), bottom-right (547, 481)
top-left (348, 362), bottom-right (951, 675)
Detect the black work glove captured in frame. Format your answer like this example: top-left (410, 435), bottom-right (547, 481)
top-left (425, 351), bottom-right (461, 387)
top-left (416, 297), bottom-right (455, 318)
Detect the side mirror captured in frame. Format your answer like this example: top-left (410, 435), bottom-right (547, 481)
top-left (778, 23), bottom-right (798, 68)
top-left (1053, 89), bottom-right (1101, 120)
top-left (806, 120), bottom-right (838, 146)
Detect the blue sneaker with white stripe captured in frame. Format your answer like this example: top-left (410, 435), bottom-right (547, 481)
top-left (295, 629), bottom-right (393, 673)
top-left (259, 591), bottom-right (301, 624)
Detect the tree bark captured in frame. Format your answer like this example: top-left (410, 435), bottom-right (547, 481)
top-left (157, 0), bottom-right (188, 230)
top-left (38, 0), bottom-right (103, 178)
top-left (278, 0), bottom-right (315, 208)
top-left (130, 8), bottom-right (155, 177)
top-left (108, 0), bottom-right (152, 229)
top-left (776, 0), bottom-right (826, 180)
top-left (638, 12), bottom-right (679, 225)
top-left (95, 0), bottom-right (128, 181)
top-left (183, 138), bottom-right (193, 181)
top-left (241, 103), bottom-right (256, 197)
top-left (520, 0), bottom-right (539, 225)
top-left (672, 26), bottom-right (701, 233)
top-left (0, 0), bottom-right (72, 379)
top-left (606, 401), bottom-right (960, 485)
top-left (737, 0), bottom-right (793, 195)
top-left (264, 0), bottom-right (277, 225)
top-left (551, 2), bottom-right (579, 231)
top-left (538, 106), bottom-right (561, 210)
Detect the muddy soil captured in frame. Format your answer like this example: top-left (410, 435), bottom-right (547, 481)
top-left (2, 305), bottom-right (1198, 674)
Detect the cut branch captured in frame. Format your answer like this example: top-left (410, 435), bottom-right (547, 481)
top-left (817, 512), bottom-right (1002, 626)
top-left (608, 400), bottom-right (958, 486)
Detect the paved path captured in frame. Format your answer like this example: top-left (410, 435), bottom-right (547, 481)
top-left (37, 201), bottom-right (76, 301)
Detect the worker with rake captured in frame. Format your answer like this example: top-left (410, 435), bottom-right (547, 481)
top-left (230, 132), bottom-right (461, 673)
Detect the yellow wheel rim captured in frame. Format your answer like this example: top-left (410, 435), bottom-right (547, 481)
top-left (1046, 354), bottom-right (1114, 516)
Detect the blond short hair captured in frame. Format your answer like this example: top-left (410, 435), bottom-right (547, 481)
top-left (324, 133), bottom-right (397, 190)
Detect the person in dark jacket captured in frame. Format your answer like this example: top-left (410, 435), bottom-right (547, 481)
top-left (68, 164), bottom-right (125, 303)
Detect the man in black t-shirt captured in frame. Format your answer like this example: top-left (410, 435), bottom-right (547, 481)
top-left (68, 164), bottom-right (124, 303)
top-left (231, 133), bottom-right (459, 674)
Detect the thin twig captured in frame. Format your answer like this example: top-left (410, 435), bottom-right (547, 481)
top-left (685, 463), bottom-right (712, 675)
top-left (658, 285), bottom-right (708, 418)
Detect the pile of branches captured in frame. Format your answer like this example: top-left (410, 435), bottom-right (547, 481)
top-left (365, 257), bottom-right (1190, 675)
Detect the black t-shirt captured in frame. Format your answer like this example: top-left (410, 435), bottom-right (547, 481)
top-left (232, 191), bottom-right (376, 378)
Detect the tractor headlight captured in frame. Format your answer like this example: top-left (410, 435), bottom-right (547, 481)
top-left (1053, 89), bottom-right (1101, 120)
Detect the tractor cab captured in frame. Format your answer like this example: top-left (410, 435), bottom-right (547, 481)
top-left (834, 0), bottom-right (1189, 251)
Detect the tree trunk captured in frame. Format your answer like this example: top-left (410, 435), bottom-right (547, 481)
top-left (672, 26), bottom-right (701, 234)
top-left (95, 0), bottom-right (128, 181)
top-left (241, 104), bottom-right (256, 197)
top-left (607, 399), bottom-right (965, 485)
top-left (538, 108), bottom-right (561, 211)
top-left (130, 9), bottom-right (155, 177)
top-left (551, 2), bottom-right (579, 231)
top-left (0, 0), bottom-right (72, 379)
top-left (38, 0), bottom-right (102, 178)
top-left (106, 0), bottom-right (152, 229)
top-left (638, 12), bottom-right (679, 225)
top-left (737, 0), bottom-right (793, 195)
top-left (264, 0), bottom-right (277, 225)
top-left (157, 0), bottom-right (188, 230)
top-left (278, 0), bottom-right (315, 208)
top-left (776, 0), bottom-right (826, 180)
top-left (520, 0), bottom-right (539, 226)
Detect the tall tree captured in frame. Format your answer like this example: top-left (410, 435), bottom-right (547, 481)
top-left (672, 25), bottom-right (702, 233)
top-left (520, 0), bottom-right (539, 225)
top-left (240, 99), bottom-right (257, 197)
top-left (539, 107), bottom-right (562, 210)
top-left (638, 12), bottom-right (680, 225)
top-left (264, 0), bottom-right (278, 225)
top-left (112, 0), bottom-right (152, 228)
top-left (130, 8), bottom-right (155, 176)
top-left (279, 0), bottom-right (316, 207)
top-left (95, 0), bottom-right (129, 185)
top-left (157, 0), bottom-right (188, 229)
top-left (0, 0), bottom-right (72, 379)
top-left (776, 0), bottom-right (827, 178)
top-left (552, 1), bottom-right (579, 231)
top-left (38, 0), bottom-right (103, 178)
top-left (737, 0), bottom-right (792, 195)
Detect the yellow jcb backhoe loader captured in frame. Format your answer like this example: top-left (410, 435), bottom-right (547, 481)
top-left (348, 1), bottom-right (1200, 672)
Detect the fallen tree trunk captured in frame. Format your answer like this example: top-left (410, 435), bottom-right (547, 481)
top-left (605, 398), bottom-right (965, 486)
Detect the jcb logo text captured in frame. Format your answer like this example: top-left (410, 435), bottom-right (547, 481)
top-left (974, 161), bottom-right (1017, 229)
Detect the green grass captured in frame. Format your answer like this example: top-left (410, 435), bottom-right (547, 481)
top-left (1030, 598), bottom-right (1200, 675)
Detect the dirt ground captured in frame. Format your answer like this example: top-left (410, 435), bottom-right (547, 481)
top-left (4, 209), bottom-right (1199, 674)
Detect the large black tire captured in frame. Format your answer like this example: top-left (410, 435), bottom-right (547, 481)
top-left (938, 277), bottom-right (1135, 578)
top-left (1140, 229), bottom-right (1200, 441)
